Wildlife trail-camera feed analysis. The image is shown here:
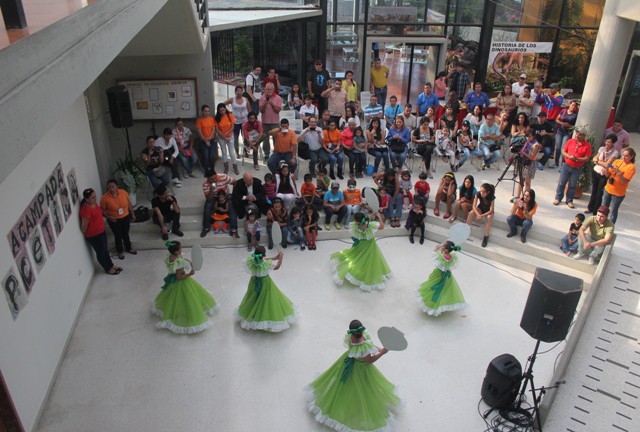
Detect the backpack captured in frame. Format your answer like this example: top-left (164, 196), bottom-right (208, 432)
top-left (133, 206), bottom-right (150, 222)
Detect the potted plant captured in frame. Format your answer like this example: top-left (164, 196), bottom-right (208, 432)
top-left (575, 129), bottom-right (598, 198)
top-left (114, 156), bottom-right (146, 205)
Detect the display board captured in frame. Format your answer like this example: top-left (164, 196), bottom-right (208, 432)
top-left (116, 79), bottom-right (198, 120)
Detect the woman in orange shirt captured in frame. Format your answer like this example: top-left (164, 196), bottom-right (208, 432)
top-left (99, 179), bottom-right (136, 260)
top-left (215, 103), bottom-right (238, 174)
top-left (603, 148), bottom-right (636, 223)
top-left (196, 104), bottom-right (216, 172)
top-left (322, 119), bottom-right (345, 180)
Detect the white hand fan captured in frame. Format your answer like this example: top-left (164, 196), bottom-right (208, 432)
top-left (448, 223), bottom-right (471, 245)
top-left (362, 187), bottom-right (379, 214)
top-left (271, 225), bottom-right (284, 251)
top-left (378, 326), bottom-right (408, 351)
top-left (191, 244), bottom-right (203, 271)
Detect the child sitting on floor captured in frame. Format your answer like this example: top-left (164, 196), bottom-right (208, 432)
top-left (561, 212), bottom-right (585, 256)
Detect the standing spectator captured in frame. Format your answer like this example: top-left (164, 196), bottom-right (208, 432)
top-left (587, 134), bottom-right (619, 214)
top-left (553, 126), bottom-right (592, 208)
top-left (196, 104), bottom-right (217, 172)
top-left (100, 179), bottom-right (136, 260)
top-left (140, 135), bottom-right (171, 190)
top-left (574, 206), bottom-right (615, 265)
top-left (434, 71), bottom-right (448, 100)
top-left (224, 86), bottom-right (251, 156)
top-left (515, 129), bottom-right (541, 199)
top-left (383, 95), bottom-right (403, 129)
top-left (530, 81), bottom-right (543, 117)
top-left (602, 148), bottom-right (636, 223)
top-left (370, 57), bottom-right (390, 107)
top-left (363, 95), bottom-right (384, 127)
top-left (416, 82), bottom-right (440, 117)
top-left (173, 118), bottom-right (198, 178)
top-left (155, 127), bottom-right (182, 187)
top-left (245, 65), bottom-right (262, 115)
top-left (152, 184), bottom-right (183, 240)
top-left (464, 82), bottom-right (491, 113)
top-left (478, 113), bottom-right (502, 170)
top-left (267, 118), bottom-right (298, 174)
top-left (241, 112), bottom-right (264, 171)
top-left (517, 87), bottom-right (535, 117)
top-left (214, 103), bottom-right (238, 175)
top-left (322, 79), bottom-right (349, 124)
top-left (375, 169), bottom-right (402, 227)
top-left (263, 67), bottom-right (281, 94)
top-left (342, 70), bottom-right (359, 108)
top-left (200, 169), bottom-right (238, 238)
top-left (445, 91), bottom-right (461, 117)
top-left (496, 83), bottom-right (517, 123)
top-left (448, 62), bottom-right (471, 100)
top-left (340, 118), bottom-right (358, 178)
top-left (399, 103), bottom-right (417, 131)
top-left (507, 189), bottom-right (537, 243)
top-left (80, 188), bottom-right (120, 275)
top-left (535, 82), bottom-right (563, 120)
top-left (554, 100), bottom-right (579, 168)
top-left (259, 82), bottom-right (283, 162)
top-left (530, 112), bottom-right (555, 169)
top-left (323, 181), bottom-right (347, 230)
top-left (308, 59), bottom-right (331, 113)
top-left (297, 116), bottom-right (326, 177)
top-left (511, 74), bottom-right (528, 97)
top-left (603, 118), bottom-right (631, 154)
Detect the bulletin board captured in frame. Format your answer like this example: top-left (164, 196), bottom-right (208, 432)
top-left (116, 78), bottom-right (198, 120)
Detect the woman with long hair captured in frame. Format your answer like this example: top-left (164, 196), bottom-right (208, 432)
top-left (507, 188), bottom-right (537, 243)
top-left (366, 118), bottom-right (389, 173)
top-left (587, 134), bottom-right (619, 214)
top-left (80, 188), bottom-right (121, 275)
top-left (214, 103), bottom-right (238, 174)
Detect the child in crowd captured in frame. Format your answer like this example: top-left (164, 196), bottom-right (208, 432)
top-left (467, 183), bottom-right (495, 248)
top-left (297, 173), bottom-right (323, 211)
top-left (436, 126), bottom-right (459, 172)
top-left (417, 241), bottom-right (467, 316)
top-left (266, 197), bottom-right (288, 250)
top-left (212, 190), bottom-right (230, 233)
top-left (352, 126), bottom-right (368, 178)
top-left (449, 175), bottom-right (476, 223)
top-left (316, 166), bottom-right (331, 196)
top-left (263, 173), bottom-right (277, 204)
top-left (414, 171), bottom-right (431, 207)
top-left (244, 208), bottom-right (262, 251)
top-left (434, 172), bottom-right (457, 219)
top-left (302, 204), bottom-right (319, 250)
top-left (287, 206), bottom-right (306, 250)
top-left (408, 197), bottom-right (426, 245)
top-left (377, 188), bottom-right (390, 222)
top-left (399, 169), bottom-right (413, 210)
top-left (343, 178), bottom-right (362, 224)
top-left (561, 213), bottom-right (585, 256)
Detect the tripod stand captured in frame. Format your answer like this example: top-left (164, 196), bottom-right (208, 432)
top-left (495, 153), bottom-right (525, 197)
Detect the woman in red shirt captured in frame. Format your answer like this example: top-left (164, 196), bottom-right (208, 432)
top-left (80, 188), bottom-right (121, 275)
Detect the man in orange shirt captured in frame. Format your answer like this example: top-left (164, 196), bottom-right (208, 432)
top-left (267, 118), bottom-right (298, 174)
top-left (553, 126), bottom-right (592, 208)
top-left (100, 179), bottom-right (136, 259)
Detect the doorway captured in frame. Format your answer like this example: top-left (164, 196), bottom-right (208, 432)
top-left (363, 37), bottom-right (447, 108)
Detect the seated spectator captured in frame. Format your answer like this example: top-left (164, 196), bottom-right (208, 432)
top-left (297, 173), bottom-right (324, 210)
top-left (152, 184), bottom-right (183, 240)
top-left (267, 118), bottom-right (298, 174)
top-left (266, 197), bottom-right (288, 250)
top-left (456, 120), bottom-right (481, 169)
top-left (561, 212), bottom-right (585, 256)
top-left (297, 115), bottom-right (327, 178)
top-left (323, 181), bottom-right (347, 230)
top-left (464, 105), bottom-right (485, 141)
top-left (287, 207), bottom-right (306, 249)
top-left (449, 174), bottom-right (475, 223)
top-left (399, 103), bottom-right (417, 131)
top-left (507, 188), bottom-right (537, 243)
top-left (529, 111), bottom-right (555, 169)
top-left (201, 169), bottom-right (238, 238)
top-left (275, 162), bottom-right (299, 211)
top-left (435, 126), bottom-right (458, 172)
top-left (574, 206), bottom-right (614, 265)
top-left (173, 118), bottom-right (199, 178)
top-left (413, 117), bottom-right (436, 178)
top-left (140, 135), bottom-right (171, 190)
top-left (241, 112), bottom-right (264, 171)
top-left (263, 172), bottom-right (276, 203)
top-left (299, 95), bottom-right (319, 129)
top-left (322, 119), bottom-right (345, 179)
top-left (343, 178), bottom-right (363, 224)
top-left (375, 169), bottom-right (402, 227)
top-left (466, 183), bottom-right (495, 248)
top-left (439, 105), bottom-right (459, 133)
top-left (155, 127), bottom-right (182, 187)
top-left (212, 190), bottom-right (231, 234)
top-left (366, 118), bottom-right (389, 173)
top-left (478, 113), bottom-right (502, 170)
top-left (384, 95), bottom-right (403, 128)
top-left (433, 172), bottom-right (457, 219)
top-left (339, 105), bottom-right (361, 130)
top-left (232, 172), bottom-right (268, 219)
top-left (387, 117), bottom-right (411, 171)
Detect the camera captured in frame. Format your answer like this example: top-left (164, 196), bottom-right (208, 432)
top-left (608, 177), bottom-right (615, 185)
top-left (510, 142), bottom-right (524, 153)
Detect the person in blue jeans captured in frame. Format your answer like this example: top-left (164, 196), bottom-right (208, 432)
top-left (323, 181), bottom-right (347, 230)
top-left (478, 113), bottom-right (502, 170)
top-left (507, 189), bottom-right (537, 243)
top-left (561, 213), bottom-right (585, 256)
top-left (366, 118), bottom-right (390, 173)
top-left (387, 117), bottom-right (411, 171)
top-left (375, 169), bottom-right (402, 227)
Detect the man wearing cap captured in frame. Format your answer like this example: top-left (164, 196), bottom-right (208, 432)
top-left (267, 118), bottom-right (298, 174)
top-left (464, 82), bottom-right (491, 114)
top-left (323, 181), bottom-right (347, 230)
top-left (370, 57), bottom-right (390, 108)
top-left (529, 111), bottom-right (555, 169)
top-left (416, 82), bottom-right (440, 117)
top-left (511, 74), bottom-right (528, 97)
top-left (201, 169), bottom-right (238, 238)
top-left (574, 206), bottom-right (614, 265)
top-left (535, 83), bottom-right (563, 120)
top-left (448, 63), bottom-right (471, 100)
top-left (553, 126), bottom-right (592, 208)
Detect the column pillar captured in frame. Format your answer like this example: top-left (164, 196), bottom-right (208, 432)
top-left (576, 0), bottom-right (635, 141)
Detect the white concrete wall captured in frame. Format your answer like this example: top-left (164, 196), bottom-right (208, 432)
top-left (0, 97), bottom-right (100, 432)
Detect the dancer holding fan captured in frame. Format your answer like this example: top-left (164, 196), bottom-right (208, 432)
top-left (153, 241), bottom-right (219, 334)
top-left (417, 240), bottom-right (467, 316)
top-left (235, 246), bottom-right (296, 332)
top-left (307, 319), bottom-right (400, 432)
top-left (331, 212), bottom-right (391, 291)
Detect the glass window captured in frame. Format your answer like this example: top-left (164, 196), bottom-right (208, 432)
top-left (451, 0), bottom-right (483, 25)
top-left (328, 0), bottom-right (366, 23)
top-left (566, 0), bottom-right (604, 27)
top-left (209, 0), bottom-right (320, 9)
top-left (548, 29), bottom-right (597, 93)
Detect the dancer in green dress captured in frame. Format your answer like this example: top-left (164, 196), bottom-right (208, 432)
top-left (153, 241), bottom-right (219, 334)
top-left (331, 212), bottom-right (392, 291)
top-left (417, 241), bottom-right (467, 316)
top-left (307, 319), bottom-right (400, 432)
top-left (235, 246), bottom-right (296, 332)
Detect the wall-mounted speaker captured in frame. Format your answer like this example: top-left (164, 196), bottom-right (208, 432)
top-left (106, 86), bottom-right (133, 128)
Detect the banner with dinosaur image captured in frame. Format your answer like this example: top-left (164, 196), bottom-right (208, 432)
top-left (487, 41), bottom-right (553, 92)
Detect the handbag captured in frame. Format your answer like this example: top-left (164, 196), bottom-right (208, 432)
top-left (389, 138), bottom-right (405, 153)
top-left (298, 141), bottom-right (310, 160)
top-left (133, 206), bottom-right (150, 222)
top-left (152, 165), bottom-right (166, 177)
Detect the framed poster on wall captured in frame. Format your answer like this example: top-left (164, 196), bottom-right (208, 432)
top-left (116, 79), bottom-right (198, 120)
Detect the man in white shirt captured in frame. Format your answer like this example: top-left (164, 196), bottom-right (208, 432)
top-left (512, 74), bottom-right (528, 97)
top-left (399, 103), bottom-right (417, 131)
top-left (530, 81), bottom-right (543, 117)
top-left (245, 65), bottom-right (263, 116)
top-left (155, 127), bottom-right (182, 186)
top-left (297, 116), bottom-right (327, 177)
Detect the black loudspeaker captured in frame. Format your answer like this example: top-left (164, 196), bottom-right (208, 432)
top-left (481, 354), bottom-right (523, 408)
top-left (520, 268), bottom-right (583, 343)
top-left (106, 86), bottom-right (134, 128)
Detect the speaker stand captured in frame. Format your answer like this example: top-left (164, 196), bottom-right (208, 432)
top-left (124, 127), bottom-right (133, 161)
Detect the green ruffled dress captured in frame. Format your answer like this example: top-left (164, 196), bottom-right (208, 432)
top-left (307, 332), bottom-right (401, 432)
top-left (331, 221), bottom-right (392, 291)
top-left (417, 251), bottom-right (467, 316)
top-left (234, 256), bottom-right (296, 332)
top-left (153, 255), bottom-right (219, 334)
